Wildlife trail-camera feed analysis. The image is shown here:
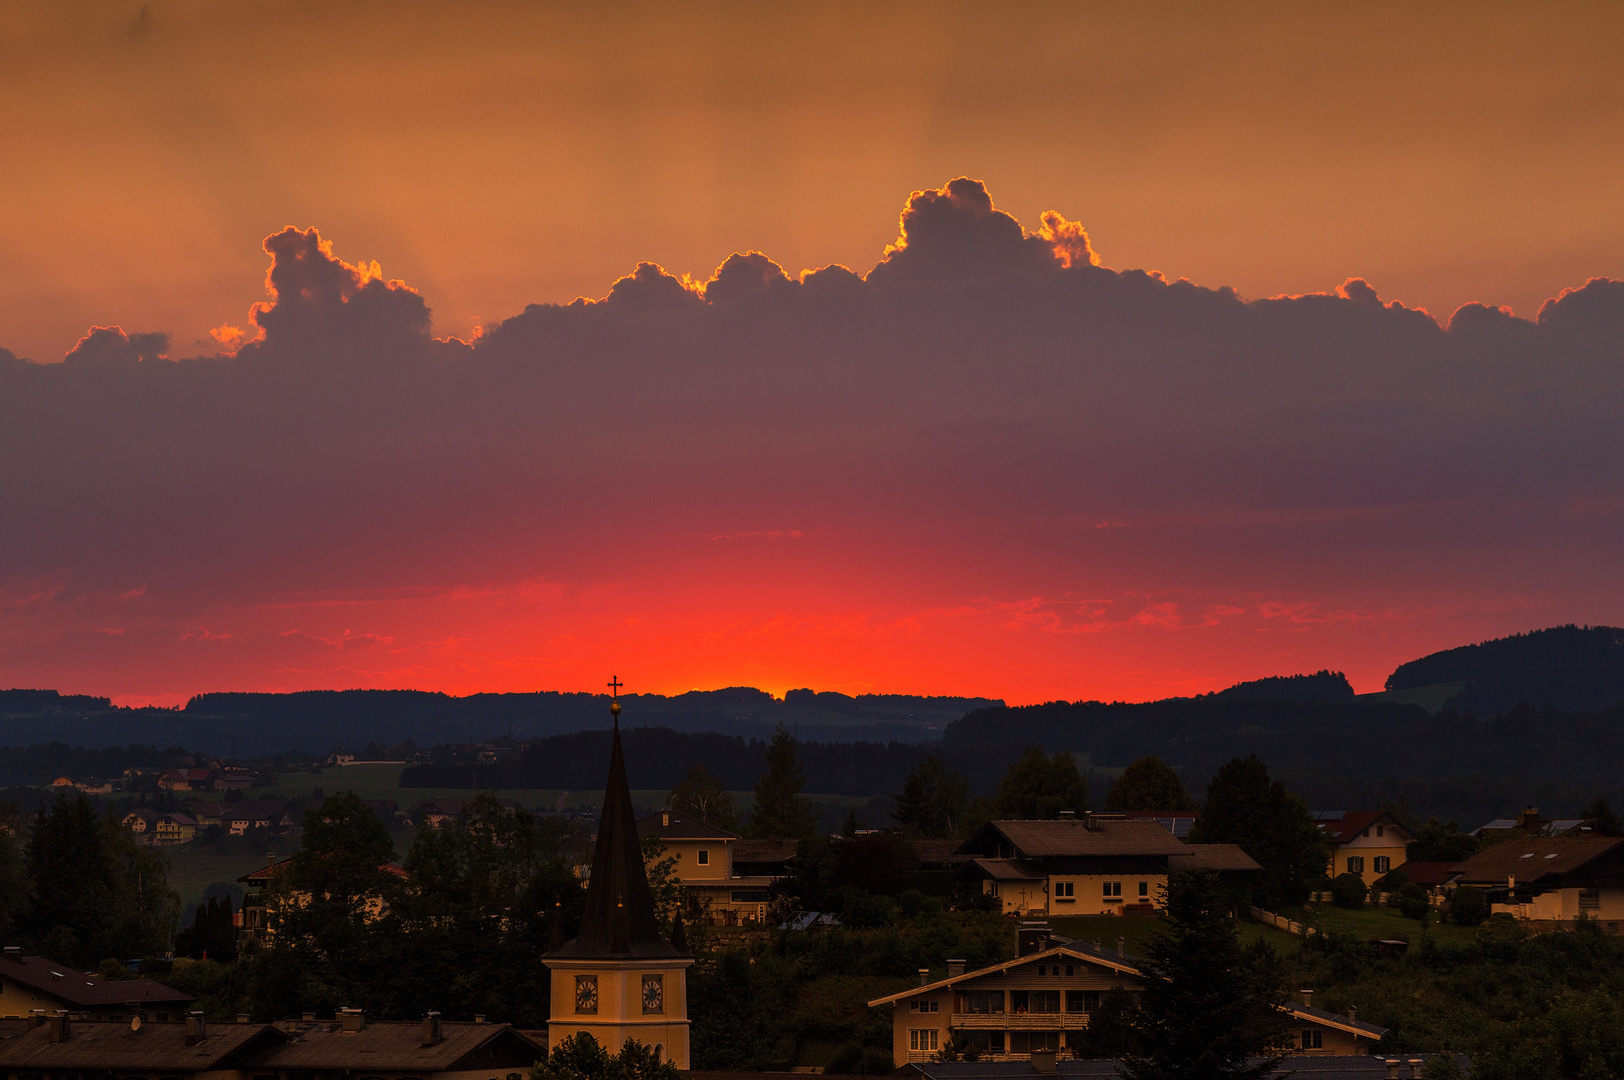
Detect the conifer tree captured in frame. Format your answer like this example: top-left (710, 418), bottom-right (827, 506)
top-left (750, 724), bottom-right (817, 839)
top-left (1104, 756), bottom-right (1198, 812)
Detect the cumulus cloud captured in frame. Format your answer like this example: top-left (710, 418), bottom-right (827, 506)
top-left (0, 177), bottom-right (1620, 695)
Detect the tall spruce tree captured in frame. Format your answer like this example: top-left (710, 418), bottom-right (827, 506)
top-left (750, 724), bottom-right (817, 839)
top-left (1123, 871), bottom-right (1289, 1080)
top-left (893, 755), bottom-right (971, 837)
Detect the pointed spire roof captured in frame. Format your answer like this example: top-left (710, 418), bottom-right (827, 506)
top-left (547, 700), bottom-right (686, 959)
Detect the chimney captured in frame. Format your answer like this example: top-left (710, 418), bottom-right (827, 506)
top-left (422, 1011), bottom-right (443, 1047)
top-left (947, 959), bottom-right (966, 977)
top-left (1348, 1005), bottom-right (1357, 1023)
top-left (1017, 922), bottom-right (1052, 956)
top-left (1058, 810), bottom-right (1076, 820)
top-left (1116, 937), bottom-right (1125, 959)
top-left (918, 968), bottom-right (930, 986)
top-left (1386, 1061), bottom-right (1401, 1079)
top-left (48, 1012), bottom-right (70, 1043)
top-left (237, 1014), bottom-right (251, 1025)
top-left (3, 945), bottom-right (20, 958)
top-left (302, 1011), bottom-right (316, 1022)
top-left (1031, 1050), bottom-right (1058, 1075)
top-left (1518, 807), bottom-right (1540, 830)
top-left (475, 1014), bottom-right (487, 1024)
top-left (340, 1007), bottom-right (364, 1033)
top-left (31, 1009), bottom-right (47, 1027)
top-left (1301, 989), bottom-right (1314, 1008)
top-left (1084, 812), bottom-right (1102, 831)
top-left (185, 1011), bottom-right (206, 1046)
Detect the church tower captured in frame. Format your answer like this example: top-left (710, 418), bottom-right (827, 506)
top-left (543, 679), bottom-right (692, 1067)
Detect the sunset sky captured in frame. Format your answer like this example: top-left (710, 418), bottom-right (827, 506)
top-left (2, 2), bottom-right (1622, 706)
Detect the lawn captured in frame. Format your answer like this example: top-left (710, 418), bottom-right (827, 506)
top-left (1049, 913), bottom-right (1302, 958)
top-left (1275, 901), bottom-right (1478, 946)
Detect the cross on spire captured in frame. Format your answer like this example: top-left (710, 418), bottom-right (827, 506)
top-left (607, 676), bottom-right (623, 698)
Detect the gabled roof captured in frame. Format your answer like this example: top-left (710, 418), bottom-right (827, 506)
top-left (1452, 835), bottom-right (1624, 885)
top-left (256, 1020), bottom-right (544, 1071)
top-left (0, 954), bottom-right (194, 1008)
top-left (868, 941), bottom-right (1144, 1005)
top-left (637, 811), bottom-right (739, 842)
top-left (958, 819), bottom-right (1189, 859)
top-left (962, 857), bottom-right (1046, 881)
top-left (911, 838), bottom-right (973, 865)
top-left (1384, 860), bottom-right (1460, 887)
top-left (867, 944), bottom-right (1388, 1041)
top-left (732, 838), bottom-right (798, 864)
top-left (0, 1019), bottom-right (282, 1071)
top-left (1318, 810), bottom-right (1413, 845)
top-left (1168, 844), bottom-right (1262, 873)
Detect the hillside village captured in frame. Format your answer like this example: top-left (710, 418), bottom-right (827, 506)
top-left (3, 629), bottom-right (1624, 1080)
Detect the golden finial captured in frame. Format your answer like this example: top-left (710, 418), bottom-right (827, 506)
top-left (608, 676), bottom-right (623, 716)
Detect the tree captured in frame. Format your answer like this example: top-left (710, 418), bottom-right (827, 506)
top-left (893, 755), bottom-right (971, 837)
top-left (1104, 756), bottom-right (1198, 812)
top-left (751, 724), bottom-right (817, 839)
top-left (23, 792), bottom-right (179, 967)
top-left (1408, 817), bottom-right (1480, 862)
top-left (1190, 755), bottom-right (1326, 907)
top-left (1582, 797), bottom-right (1624, 836)
top-left (668, 764), bottom-right (738, 831)
top-left (1122, 871), bottom-right (1289, 1080)
top-left (533, 1032), bottom-right (681, 1080)
top-left (993, 746), bottom-right (1089, 820)
top-left (0, 802), bottom-right (30, 948)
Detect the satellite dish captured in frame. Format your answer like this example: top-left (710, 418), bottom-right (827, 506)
top-left (130, 1015), bottom-right (142, 1032)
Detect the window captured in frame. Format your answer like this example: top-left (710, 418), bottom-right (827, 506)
top-left (1374, 856), bottom-right (1390, 873)
top-left (910, 999), bottom-right (939, 1013)
top-left (1376, 825), bottom-right (1384, 837)
top-left (1301, 1029), bottom-right (1322, 1049)
top-left (1065, 965), bottom-right (1074, 977)
top-left (1138, 881), bottom-right (1149, 897)
top-left (1346, 856), bottom-right (1364, 874)
top-left (1103, 881), bottom-right (1123, 898)
top-left (731, 890), bottom-right (769, 902)
top-left (959, 1030), bottom-right (1004, 1054)
top-left (697, 849), bottom-right (709, 865)
top-left (1011, 990), bottom-right (1029, 1013)
top-left (956, 990), bottom-right (1004, 1014)
top-left (1054, 881), bottom-right (1074, 899)
top-left (1030, 991), bottom-right (1061, 1013)
top-left (909, 1029), bottom-right (939, 1052)
top-left (1008, 1031), bottom-right (1061, 1054)
top-left (1066, 990), bottom-right (1098, 1013)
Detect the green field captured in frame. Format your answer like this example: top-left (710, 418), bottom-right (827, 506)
top-left (1049, 913), bottom-right (1300, 957)
top-left (1273, 901), bottom-right (1478, 946)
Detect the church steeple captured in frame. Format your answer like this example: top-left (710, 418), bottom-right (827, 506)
top-left (548, 678), bottom-right (685, 959)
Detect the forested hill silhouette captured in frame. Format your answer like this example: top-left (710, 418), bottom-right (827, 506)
top-left (1386, 624), bottom-right (1624, 714)
top-left (1213, 670), bottom-right (1354, 702)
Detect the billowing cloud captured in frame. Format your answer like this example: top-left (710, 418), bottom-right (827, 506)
top-left (0, 178), bottom-right (1620, 703)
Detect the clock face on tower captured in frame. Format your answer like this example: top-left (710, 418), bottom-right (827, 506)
top-left (575, 975), bottom-right (598, 1014)
top-left (642, 974), bottom-right (664, 1014)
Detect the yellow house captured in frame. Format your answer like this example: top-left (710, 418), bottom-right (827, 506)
top-left (636, 812), bottom-right (779, 925)
top-left (867, 923), bottom-right (1388, 1066)
top-left (1452, 835), bottom-right (1624, 932)
top-left (956, 815), bottom-right (1258, 917)
top-left (543, 703), bottom-right (691, 1068)
top-left (1317, 811), bottom-right (1413, 888)
top-left (154, 813), bottom-right (198, 845)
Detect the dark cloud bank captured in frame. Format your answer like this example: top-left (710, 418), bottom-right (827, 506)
top-left (2, 178), bottom-right (1621, 613)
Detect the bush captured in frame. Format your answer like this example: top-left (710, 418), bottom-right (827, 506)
top-left (826, 1044), bottom-right (892, 1075)
top-left (1399, 882), bottom-right (1426, 902)
top-left (857, 1049), bottom-right (895, 1074)
top-left (1331, 872), bottom-right (1368, 909)
top-left (1399, 896), bottom-right (1430, 921)
top-left (1450, 885), bottom-right (1488, 926)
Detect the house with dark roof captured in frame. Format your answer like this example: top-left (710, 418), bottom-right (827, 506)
top-left (636, 812), bottom-right (777, 926)
top-left (0, 949), bottom-right (194, 1022)
top-left (0, 1013), bottom-right (283, 1079)
top-left (1451, 835), bottom-right (1624, 931)
top-left (955, 814), bottom-right (1258, 917)
top-left (867, 922), bottom-right (1387, 1066)
top-left (899, 1054), bottom-right (1462, 1080)
top-left (0, 1011), bottom-right (546, 1080)
top-left (1316, 811), bottom-right (1414, 889)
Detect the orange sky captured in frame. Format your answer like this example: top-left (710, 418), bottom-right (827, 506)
top-left (2, 3), bottom-right (1623, 707)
